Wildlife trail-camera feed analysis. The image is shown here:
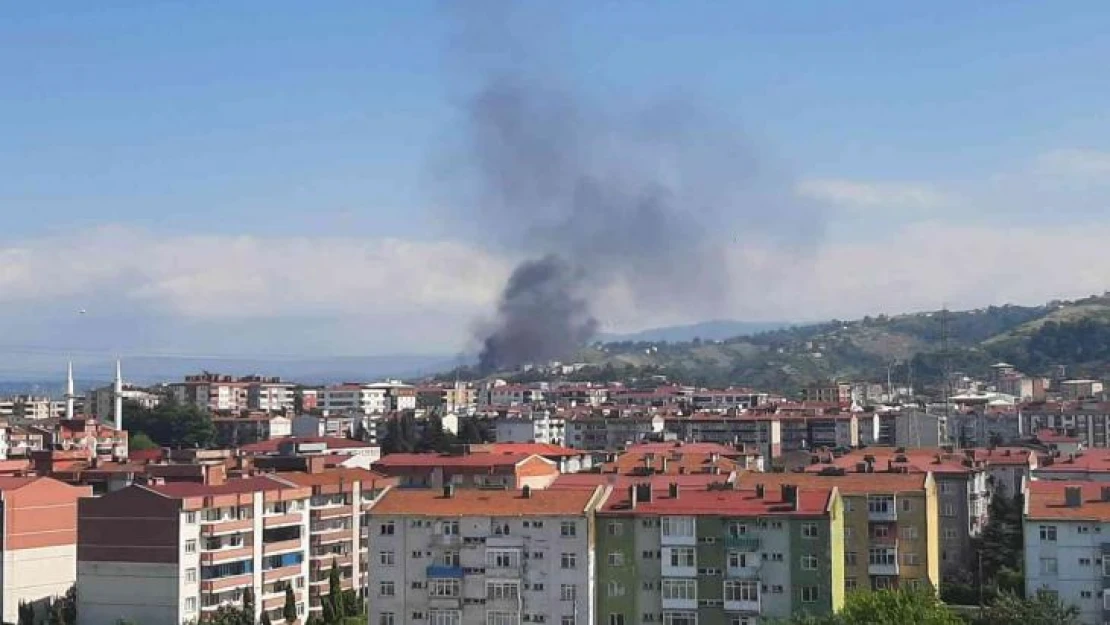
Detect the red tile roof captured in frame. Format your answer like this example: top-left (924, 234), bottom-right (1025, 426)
top-left (369, 486), bottom-right (602, 517)
top-left (1027, 480), bottom-right (1110, 521)
top-left (599, 484), bottom-right (834, 517)
top-left (144, 475), bottom-right (298, 498)
top-left (550, 473), bottom-right (731, 491)
top-left (239, 436), bottom-right (372, 455)
top-left (374, 452), bottom-right (536, 469)
top-left (469, 443), bottom-right (581, 458)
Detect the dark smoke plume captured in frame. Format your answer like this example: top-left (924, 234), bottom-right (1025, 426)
top-left (445, 5), bottom-right (824, 374)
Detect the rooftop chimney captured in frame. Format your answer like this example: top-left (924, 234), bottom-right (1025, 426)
top-left (636, 483), bottom-right (652, 504)
top-left (781, 484), bottom-right (798, 510)
top-left (1065, 485), bottom-right (1083, 508)
top-left (628, 484), bottom-right (638, 509)
top-left (1101, 487), bottom-right (1110, 503)
top-left (522, 485), bottom-right (532, 499)
top-left (755, 484), bottom-right (765, 499)
top-left (668, 483), bottom-right (680, 499)
top-left (443, 484), bottom-right (455, 499)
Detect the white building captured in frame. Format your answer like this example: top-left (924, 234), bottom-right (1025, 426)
top-left (292, 413), bottom-right (362, 438)
top-left (367, 485), bottom-right (607, 625)
top-left (319, 382), bottom-right (416, 416)
top-left (1024, 481), bottom-right (1110, 624)
top-left (88, 385), bottom-right (160, 421)
top-left (492, 411), bottom-right (566, 445)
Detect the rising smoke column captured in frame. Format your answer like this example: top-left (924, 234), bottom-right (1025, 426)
top-left (445, 6), bottom-right (825, 373)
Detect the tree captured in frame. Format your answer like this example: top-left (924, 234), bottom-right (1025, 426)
top-left (123, 398), bottom-right (216, 449)
top-left (457, 417), bottom-right (490, 444)
top-left (381, 412), bottom-right (420, 454)
top-left (974, 591), bottom-right (1081, 625)
top-left (260, 612), bottom-right (273, 625)
top-left (242, 587), bottom-right (254, 624)
top-left (777, 588), bottom-right (962, 625)
top-left (128, 432), bottom-right (159, 451)
top-left (18, 602), bottom-right (34, 625)
top-left (283, 585), bottom-right (298, 624)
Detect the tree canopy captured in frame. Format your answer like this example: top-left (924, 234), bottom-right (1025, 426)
top-left (123, 398), bottom-right (216, 449)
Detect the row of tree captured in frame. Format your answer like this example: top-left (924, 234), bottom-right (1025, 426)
top-left (379, 411), bottom-right (490, 454)
top-left (16, 587), bottom-right (76, 625)
top-left (777, 587), bottom-right (1078, 625)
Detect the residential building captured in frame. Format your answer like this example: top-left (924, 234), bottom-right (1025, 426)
top-left (1023, 481), bottom-right (1110, 625)
top-left (465, 443), bottom-right (594, 473)
top-left (372, 452), bottom-right (560, 490)
top-left (0, 396), bottom-right (55, 420)
top-left (87, 385), bottom-right (160, 421)
top-left (689, 389), bottom-right (769, 411)
top-left (0, 477), bottom-right (91, 624)
top-left (366, 485), bottom-right (608, 625)
top-left (77, 475), bottom-right (313, 625)
top-left (741, 471), bottom-right (940, 593)
top-left (212, 413), bottom-right (291, 446)
top-left (1033, 448), bottom-right (1110, 482)
top-left (1060, 380), bottom-right (1104, 401)
top-left (492, 410), bottom-right (566, 445)
top-left (169, 373), bottom-right (250, 413)
top-left (319, 382), bottom-right (416, 416)
top-left (242, 376), bottom-right (295, 413)
top-left (292, 414), bottom-right (362, 439)
top-left (595, 481), bottom-right (845, 624)
top-left (802, 382), bottom-right (852, 405)
top-left (240, 436), bottom-right (381, 465)
top-left (1020, 402), bottom-right (1110, 449)
top-left (564, 413), bottom-right (665, 450)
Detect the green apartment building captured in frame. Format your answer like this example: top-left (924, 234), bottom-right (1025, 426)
top-left (596, 482), bottom-right (845, 625)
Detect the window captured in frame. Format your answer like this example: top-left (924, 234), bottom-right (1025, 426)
top-left (868, 548), bottom-right (897, 566)
top-left (379, 614), bottom-right (395, 625)
top-left (844, 499), bottom-right (853, 512)
top-left (800, 586), bottom-right (819, 603)
top-left (561, 553), bottom-right (577, 569)
top-left (488, 549), bottom-right (519, 569)
top-left (430, 579), bottom-right (460, 598)
top-left (442, 520), bottom-right (460, 535)
top-left (668, 547), bottom-right (696, 567)
top-left (608, 522), bottom-right (624, 536)
top-left (901, 526), bottom-right (919, 540)
top-left (380, 581), bottom-right (395, 597)
top-left (940, 482), bottom-right (953, 494)
top-left (845, 552), bottom-right (857, 566)
top-left (1039, 525), bottom-right (1058, 541)
top-left (492, 522), bottom-right (511, 536)
top-left (727, 522), bottom-right (748, 537)
top-left (380, 521), bottom-right (395, 535)
top-left (845, 578), bottom-right (857, 591)
top-left (662, 612), bottom-right (697, 625)
top-left (943, 528), bottom-right (957, 541)
top-left (185, 568), bottom-right (197, 583)
top-left (184, 597), bottom-right (197, 613)
top-left (661, 579), bottom-right (697, 601)
top-left (901, 552), bottom-right (920, 566)
top-left (873, 525), bottom-right (890, 539)
top-left (561, 521), bottom-right (577, 537)
top-left (844, 527), bottom-right (852, 540)
top-left (380, 551), bottom-right (395, 566)
top-left (868, 496), bottom-right (894, 514)
top-left (185, 540), bottom-right (197, 555)
top-left (723, 580), bottom-right (759, 603)
top-left (560, 584), bottom-right (576, 601)
top-left (607, 580), bottom-right (626, 597)
top-left (608, 551), bottom-right (625, 566)
top-left (801, 555), bottom-right (818, 570)
top-left (661, 516), bottom-right (695, 538)
top-left (608, 615), bottom-right (625, 625)
top-left (728, 551), bottom-right (751, 569)
top-left (801, 523), bottom-right (818, 538)
top-left (429, 610), bottom-right (461, 625)
top-left (1103, 558), bottom-right (1110, 576)
top-left (1079, 557), bottom-right (1092, 566)
top-left (901, 498), bottom-right (912, 512)
top-left (441, 551), bottom-right (460, 567)
top-left (184, 511), bottom-right (197, 524)
top-left (487, 612), bottom-right (519, 625)
top-left (1040, 557), bottom-right (1058, 575)
top-left (562, 618), bottom-right (575, 625)
top-left (642, 550), bottom-right (655, 559)
top-left (487, 581), bottom-right (520, 601)
top-left (942, 503), bottom-right (957, 517)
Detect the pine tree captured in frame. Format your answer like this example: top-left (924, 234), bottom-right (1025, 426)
top-left (282, 585), bottom-right (298, 624)
top-left (260, 611), bottom-right (272, 625)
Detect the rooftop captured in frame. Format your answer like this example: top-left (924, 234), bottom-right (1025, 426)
top-left (1027, 481), bottom-right (1110, 521)
top-left (373, 452), bottom-right (539, 469)
top-left (144, 475), bottom-right (298, 498)
top-left (239, 436), bottom-right (373, 455)
top-left (369, 486), bottom-right (602, 517)
top-left (599, 483), bottom-right (834, 517)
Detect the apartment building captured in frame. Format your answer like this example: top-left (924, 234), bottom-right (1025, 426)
top-left (241, 376), bottom-right (295, 413)
top-left (372, 452), bottom-right (560, 490)
top-left (1023, 481), bottom-right (1110, 625)
top-left (170, 373), bottom-right (250, 413)
top-left (0, 477), bottom-right (91, 624)
top-left (689, 390), bottom-right (769, 411)
top-left (564, 413), bottom-right (665, 450)
top-left (806, 448), bottom-right (989, 581)
top-left (366, 485), bottom-right (608, 625)
top-left (801, 382), bottom-right (852, 404)
top-left (78, 476), bottom-right (313, 625)
top-left (1021, 402), bottom-right (1110, 449)
top-left (271, 468), bottom-right (395, 619)
top-left (319, 382), bottom-right (416, 416)
top-left (743, 471), bottom-right (940, 593)
top-left (212, 413), bottom-right (292, 446)
top-left (1033, 448), bottom-right (1110, 482)
top-left (595, 481), bottom-right (845, 625)
top-left (87, 384), bottom-right (160, 421)
top-left (492, 410), bottom-right (567, 445)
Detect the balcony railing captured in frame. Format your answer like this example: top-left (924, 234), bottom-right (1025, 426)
top-left (725, 536), bottom-right (761, 551)
top-left (425, 565), bottom-right (464, 579)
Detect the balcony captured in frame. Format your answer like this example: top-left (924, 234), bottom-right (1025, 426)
top-left (201, 546), bottom-right (254, 565)
top-left (201, 574), bottom-right (253, 593)
top-left (485, 535), bottom-right (523, 548)
top-left (428, 597), bottom-right (463, 610)
top-left (263, 565), bottom-right (302, 583)
top-left (262, 539), bottom-right (303, 556)
top-left (868, 498), bottom-right (898, 522)
top-left (724, 597), bottom-right (760, 613)
top-left (725, 536), bottom-right (761, 552)
top-left (661, 597), bottom-right (698, 610)
top-left (431, 534), bottom-right (464, 548)
top-left (311, 553), bottom-right (352, 567)
top-left (426, 565), bottom-right (465, 579)
top-left (868, 552), bottom-right (899, 577)
top-left (201, 518), bottom-right (254, 536)
top-left (312, 505), bottom-right (353, 520)
top-left (311, 529), bottom-right (350, 545)
top-left (263, 513), bottom-right (303, 529)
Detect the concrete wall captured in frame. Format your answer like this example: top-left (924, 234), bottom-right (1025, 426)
top-left (77, 561), bottom-right (179, 625)
top-left (2, 544), bottom-right (77, 624)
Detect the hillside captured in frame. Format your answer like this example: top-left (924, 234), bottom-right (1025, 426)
top-left (556, 294), bottom-right (1110, 394)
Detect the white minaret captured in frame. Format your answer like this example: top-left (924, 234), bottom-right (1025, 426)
top-left (65, 361), bottom-right (75, 420)
top-left (114, 359), bottom-right (124, 431)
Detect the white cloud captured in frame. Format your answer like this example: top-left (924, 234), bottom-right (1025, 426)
top-left (1035, 149), bottom-right (1110, 179)
top-left (796, 178), bottom-right (954, 211)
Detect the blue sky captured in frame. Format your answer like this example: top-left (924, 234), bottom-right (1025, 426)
top-left (3, 1), bottom-right (1110, 366)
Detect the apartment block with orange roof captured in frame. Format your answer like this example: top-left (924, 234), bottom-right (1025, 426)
top-left (273, 467), bottom-right (396, 618)
top-left (0, 477), bottom-right (91, 624)
top-left (366, 485), bottom-right (609, 625)
top-left (1024, 481), bottom-right (1110, 625)
top-left (372, 452), bottom-right (560, 490)
top-left (77, 475), bottom-right (313, 625)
